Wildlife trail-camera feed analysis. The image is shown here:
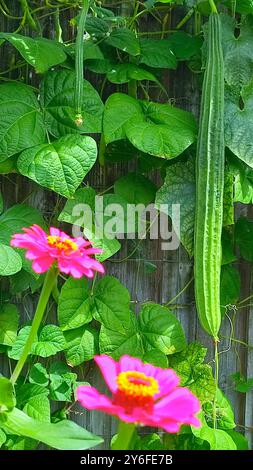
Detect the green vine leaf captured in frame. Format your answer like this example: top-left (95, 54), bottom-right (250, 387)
top-left (99, 323), bottom-right (144, 360)
top-left (23, 395), bottom-right (51, 423)
top-left (221, 14), bottom-right (253, 94)
top-left (0, 304), bottom-right (19, 347)
top-left (103, 93), bottom-right (142, 144)
top-left (0, 33), bottom-right (66, 73)
top-left (8, 326), bottom-right (34, 361)
top-left (105, 28), bottom-right (140, 56)
top-left (31, 325), bottom-right (66, 358)
top-left (107, 63), bottom-right (160, 84)
top-left (0, 377), bottom-right (16, 411)
top-left (0, 245), bottom-right (22, 276)
top-left (139, 38), bottom-right (177, 69)
top-left (169, 343), bottom-right (215, 404)
top-left (220, 265), bottom-right (240, 314)
top-left (92, 276), bottom-right (132, 333)
top-left (204, 389), bottom-right (236, 430)
top-left (103, 93), bottom-right (197, 158)
top-left (0, 204), bottom-right (45, 246)
top-left (64, 325), bottom-right (99, 366)
top-left (0, 83), bottom-right (45, 161)
top-left (17, 135), bottom-right (97, 198)
top-left (225, 81), bottom-right (253, 167)
top-left (114, 172), bottom-right (157, 205)
top-left (191, 413), bottom-right (236, 450)
top-left (40, 70), bottom-right (104, 137)
top-left (155, 157), bottom-right (195, 256)
top-left (58, 277), bottom-right (92, 331)
top-left (3, 407), bottom-right (103, 450)
top-left (49, 361), bottom-right (77, 402)
top-left (156, 159), bottom-right (235, 256)
top-left (138, 303), bottom-right (186, 354)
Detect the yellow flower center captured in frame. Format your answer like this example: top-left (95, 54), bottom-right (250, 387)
top-left (47, 235), bottom-right (78, 254)
top-left (117, 371), bottom-right (159, 398)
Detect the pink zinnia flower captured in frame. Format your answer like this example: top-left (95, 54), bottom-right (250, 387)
top-left (11, 224), bottom-right (104, 279)
top-left (77, 355), bottom-right (201, 433)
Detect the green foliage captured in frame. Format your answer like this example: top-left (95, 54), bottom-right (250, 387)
top-left (156, 158), bottom-right (233, 257)
top-left (191, 413), bottom-right (236, 450)
top-left (105, 29), bottom-right (140, 56)
top-left (8, 326), bottom-right (33, 361)
top-left (31, 325), bottom-right (66, 358)
top-left (40, 70), bottom-right (104, 137)
top-left (225, 81), bottom-right (253, 168)
top-left (0, 0), bottom-right (251, 452)
top-left (204, 389), bottom-right (235, 429)
top-left (0, 83), bottom-right (45, 161)
top-left (139, 39), bottom-right (177, 68)
top-left (0, 377), bottom-right (16, 411)
top-left (103, 93), bottom-right (197, 158)
top-left (2, 407), bottom-right (103, 450)
top-left (58, 277), bottom-right (92, 331)
top-left (221, 14), bottom-right (253, 95)
top-left (169, 342), bottom-right (215, 404)
top-left (58, 187), bottom-right (121, 261)
top-left (106, 64), bottom-right (159, 85)
top-left (235, 217), bottom-right (253, 261)
top-left (0, 245), bottom-right (22, 276)
top-left (114, 172), bottom-right (156, 205)
top-left (0, 204), bottom-right (45, 246)
top-left (0, 33), bottom-right (66, 73)
top-left (64, 325), bottom-right (99, 366)
top-left (18, 135), bottom-right (97, 198)
top-left (0, 304), bottom-right (19, 347)
top-left (220, 265), bottom-right (241, 313)
top-left (231, 372), bottom-right (253, 393)
top-left (139, 303), bottom-right (186, 354)
top-left (155, 157), bottom-right (195, 256)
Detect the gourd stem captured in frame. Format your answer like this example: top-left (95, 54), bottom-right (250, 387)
top-left (213, 340), bottom-right (219, 429)
top-left (75, 0), bottom-right (89, 115)
top-left (209, 0), bottom-right (218, 13)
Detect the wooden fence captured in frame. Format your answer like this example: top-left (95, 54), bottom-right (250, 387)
top-left (0, 0), bottom-right (252, 449)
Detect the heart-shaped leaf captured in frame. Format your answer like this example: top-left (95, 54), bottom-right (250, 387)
top-left (0, 83), bottom-right (45, 161)
top-left (0, 33), bottom-right (66, 73)
top-left (0, 244), bottom-right (22, 276)
top-left (17, 135), bottom-right (97, 198)
top-left (0, 304), bottom-right (19, 347)
top-left (225, 81), bottom-right (253, 167)
top-left (138, 303), bottom-right (186, 354)
top-left (40, 70), bottom-right (104, 137)
top-left (124, 101), bottom-right (197, 159)
top-left (58, 277), bottom-right (92, 331)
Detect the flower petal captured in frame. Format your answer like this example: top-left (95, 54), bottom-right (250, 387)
top-left (32, 257), bottom-right (53, 274)
top-left (154, 387), bottom-right (201, 425)
top-left (154, 368), bottom-right (180, 398)
top-left (76, 386), bottom-right (122, 415)
top-left (118, 355), bottom-right (144, 373)
top-left (94, 355), bottom-right (118, 393)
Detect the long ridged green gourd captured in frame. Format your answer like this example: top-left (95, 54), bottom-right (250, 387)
top-left (194, 10), bottom-right (224, 341)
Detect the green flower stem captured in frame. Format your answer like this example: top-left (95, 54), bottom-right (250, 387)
top-left (111, 421), bottom-right (136, 451)
top-left (10, 267), bottom-right (58, 385)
